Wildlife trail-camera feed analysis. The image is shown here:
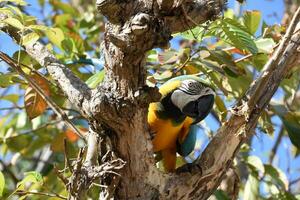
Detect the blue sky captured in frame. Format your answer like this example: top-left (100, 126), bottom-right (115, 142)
top-left (1, 0), bottom-right (299, 194)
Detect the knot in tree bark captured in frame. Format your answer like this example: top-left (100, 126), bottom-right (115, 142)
top-left (131, 13), bottom-right (150, 35)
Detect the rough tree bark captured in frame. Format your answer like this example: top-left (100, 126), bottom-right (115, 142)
top-left (1, 1), bottom-right (300, 200)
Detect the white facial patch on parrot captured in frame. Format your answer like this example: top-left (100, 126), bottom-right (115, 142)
top-left (170, 80), bottom-right (215, 112)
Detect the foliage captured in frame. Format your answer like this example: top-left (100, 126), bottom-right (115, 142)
top-left (0, 0), bottom-right (299, 199)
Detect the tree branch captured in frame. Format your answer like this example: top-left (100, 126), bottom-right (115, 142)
top-left (0, 13), bottom-right (92, 116)
top-left (163, 7), bottom-right (300, 200)
top-left (165, 0), bottom-right (227, 33)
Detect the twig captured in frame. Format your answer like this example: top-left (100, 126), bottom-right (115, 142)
top-left (16, 190), bottom-right (67, 199)
top-left (53, 165), bottom-right (68, 185)
top-left (0, 159), bottom-right (19, 184)
top-left (0, 52), bottom-right (87, 143)
top-left (234, 54), bottom-right (253, 63)
top-left (290, 177), bottom-right (300, 187)
top-left (268, 126), bottom-right (284, 164)
top-left (0, 106), bottom-right (24, 110)
top-left (64, 138), bottom-right (73, 173)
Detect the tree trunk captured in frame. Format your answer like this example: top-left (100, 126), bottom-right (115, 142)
top-left (1, 1), bottom-right (300, 199)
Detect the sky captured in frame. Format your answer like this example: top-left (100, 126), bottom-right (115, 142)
top-left (0, 0), bottom-right (300, 194)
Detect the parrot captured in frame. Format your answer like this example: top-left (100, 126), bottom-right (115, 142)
top-left (148, 75), bottom-right (215, 172)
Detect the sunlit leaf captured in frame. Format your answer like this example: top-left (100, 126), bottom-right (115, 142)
top-left (45, 28), bottom-right (65, 49)
top-left (21, 32), bottom-right (39, 46)
top-left (158, 50), bottom-right (178, 64)
top-left (0, 171), bottom-right (5, 197)
top-left (208, 18), bottom-right (258, 54)
top-left (0, 94), bottom-right (19, 104)
top-left (28, 24), bottom-right (49, 31)
top-left (3, 17), bottom-right (24, 30)
top-left (244, 173), bottom-right (259, 200)
top-left (243, 10), bottom-right (261, 35)
top-left (246, 155), bottom-right (265, 174)
top-left (17, 171), bottom-right (43, 189)
top-left (255, 38), bottom-right (276, 54)
top-left (264, 164), bottom-right (289, 190)
top-left (85, 70), bottom-right (105, 89)
top-left (0, 0), bottom-right (27, 6)
top-left (0, 73), bottom-right (15, 88)
top-left (177, 26), bottom-right (205, 40)
top-left (215, 95), bottom-right (227, 121)
top-left (153, 70), bottom-right (173, 81)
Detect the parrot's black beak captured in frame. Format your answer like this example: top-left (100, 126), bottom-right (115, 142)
top-left (194, 94), bottom-right (214, 124)
top-left (182, 94), bottom-right (215, 124)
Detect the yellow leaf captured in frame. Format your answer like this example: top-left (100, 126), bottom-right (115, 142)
top-left (24, 74), bottom-right (50, 119)
top-left (22, 32), bottom-right (39, 46)
top-left (3, 17), bottom-right (24, 30)
top-left (45, 28), bottom-right (65, 49)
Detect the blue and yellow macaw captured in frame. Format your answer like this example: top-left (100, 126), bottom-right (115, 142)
top-left (148, 75), bottom-right (215, 172)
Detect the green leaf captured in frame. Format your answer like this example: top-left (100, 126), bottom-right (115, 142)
top-left (207, 49), bottom-right (245, 77)
top-left (243, 10), bottom-right (261, 35)
top-left (1, 94), bottom-right (19, 104)
top-left (244, 173), bottom-right (259, 200)
top-left (224, 9), bottom-right (235, 19)
top-left (28, 24), bottom-right (49, 31)
top-left (272, 104), bottom-right (300, 149)
top-left (264, 164), bottom-right (289, 190)
top-left (215, 95), bottom-right (227, 121)
top-left (251, 53), bottom-right (268, 70)
top-left (3, 17), bottom-right (24, 30)
top-left (153, 70), bottom-right (173, 81)
top-left (5, 16), bottom-right (22, 27)
top-left (282, 115), bottom-right (300, 149)
top-left (214, 190), bottom-right (231, 200)
top-left (12, 50), bottom-right (40, 69)
top-left (177, 26), bottom-right (205, 40)
top-left (275, 192), bottom-right (298, 200)
top-left (157, 50), bottom-right (178, 64)
top-left (85, 70), bottom-right (105, 89)
top-left (246, 155), bottom-right (265, 174)
top-left (21, 32), bottom-right (39, 46)
top-left (0, 73), bottom-right (15, 88)
top-left (45, 28), bottom-right (65, 49)
top-left (209, 18), bottom-right (258, 54)
top-left (0, 171), bottom-right (5, 197)
top-left (0, 0), bottom-right (27, 6)
top-left (147, 50), bottom-right (158, 62)
top-left (61, 38), bottom-right (75, 53)
top-left (5, 134), bottom-right (32, 152)
top-left (17, 171), bottom-right (43, 188)
top-left (255, 38), bottom-right (276, 54)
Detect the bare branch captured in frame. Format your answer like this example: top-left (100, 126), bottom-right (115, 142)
top-left (269, 126), bottom-right (285, 164)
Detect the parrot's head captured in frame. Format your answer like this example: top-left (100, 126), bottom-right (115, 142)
top-left (170, 79), bottom-right (215, 124)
